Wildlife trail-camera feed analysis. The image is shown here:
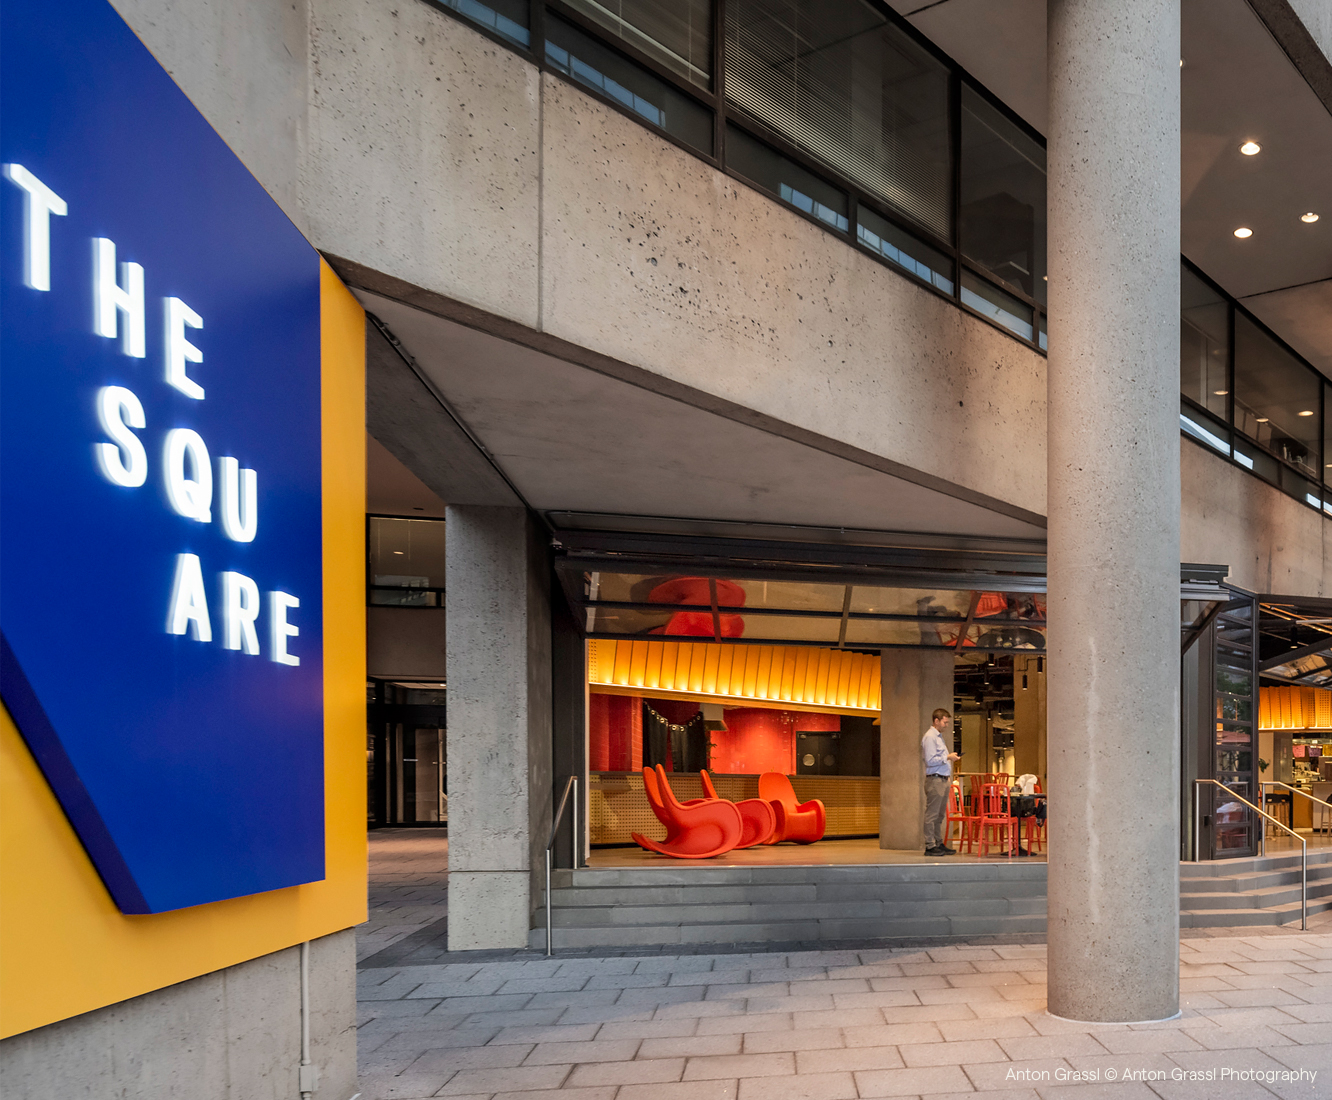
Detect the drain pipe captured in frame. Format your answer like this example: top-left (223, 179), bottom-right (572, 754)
top-left (299, 941), bottom-right (318, 1098)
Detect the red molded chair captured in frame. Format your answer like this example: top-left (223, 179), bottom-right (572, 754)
top-left (757, 772), bottom-right (826, 844)
top-left (632, 766), bottom-right (743, 858)
top-left (699, 769), bottom-right (777, 848)
top-left (977, 783), bottom-right (1017, 858)
top-left (945, 781), bottom-right (978, 854)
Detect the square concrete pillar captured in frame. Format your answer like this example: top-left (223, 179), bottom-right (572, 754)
top-left (879, 649), bottom-right (956, 851)
top-left (445, 506), bottom-right (552, 950)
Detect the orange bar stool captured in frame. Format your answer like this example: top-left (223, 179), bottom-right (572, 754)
top-left (945, 781), bottom-right (978, 854)
top-left (977, 783), bottom-right (1017, 858)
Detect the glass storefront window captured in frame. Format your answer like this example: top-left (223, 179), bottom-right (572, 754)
top-left (436, 0), bottom-right (530, 47)
top-left (960, 85), bottom-right (1046, 305)
top-left (368, 517), bottom-right (446, 606)
top-left (1180, 266), bottom-right (1229, 420)
top-left (856, 205), bottom-right (953, 293)
top-left (1234, 313), bottom-right (1321, 479)
top-left (724, 0), bottom-right (952, 241)
top-left (848, 587), bottom-right (969, 617)
top-left (564, 0), bottom-right (713, 89)
top-left (726, 123), bottom-right (848, 230)
top-left (547, 15), bottom-right (714, 153)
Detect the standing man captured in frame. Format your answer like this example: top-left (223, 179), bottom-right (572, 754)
top-left (922, 708), bottom-right (959, 856)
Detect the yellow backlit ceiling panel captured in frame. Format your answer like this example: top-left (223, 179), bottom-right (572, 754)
top-left (588, 639), bottom-right (881, 716)
top-left (1260, 686), bottom-right (1332, 730)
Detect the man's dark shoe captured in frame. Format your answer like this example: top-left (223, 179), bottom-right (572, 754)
top-left (924, 845), bottom-right (949, 856)
top-left (937, 845), bottom-right (957, 855)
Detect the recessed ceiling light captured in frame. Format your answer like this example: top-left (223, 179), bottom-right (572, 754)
top-left (1214, 390), bottom-right (1229, 395)
top-left (1256, 417), bottom-right (1269, 423)
top-left (1299, 410), bottom-right (1314, 416)
top-left (1302, 212), bottom-right (1320, 223)
top-left (1240, 141), bottom-right (1261, 156)
top-left (1234, 227), bottom-right (1253, 238)
top-left (393, 550), bottom-right (405, 554)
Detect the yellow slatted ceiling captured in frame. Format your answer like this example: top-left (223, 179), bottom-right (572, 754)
top-left (1259, 685), bottom-right (1332, 730)
top-left (588, 639), bottom-right (881, 715)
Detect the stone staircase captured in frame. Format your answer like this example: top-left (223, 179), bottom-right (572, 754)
top-left (530, 862), bottom-right (1048, 949)
top-left (531, 847), bottom-right (1332, 949)
top-left (1179, 848), bottom-right (1332, 927)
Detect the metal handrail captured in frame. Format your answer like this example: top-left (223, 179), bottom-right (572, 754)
top-left (1261, 781), bottom-right (1332, 831)
top-left (545, 775), bottom-right (580, 956)
top-left (1194, 779), bottom-right (1305, 930)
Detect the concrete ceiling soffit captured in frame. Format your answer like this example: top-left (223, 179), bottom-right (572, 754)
top-left (889, 0), bottom-right (1048, 134)
top-left (364, 316), bottom-right (520, 507)
top-left (367, 433), bottom-right (449, 518)
top-left (1182, 0), bottom-right (1332, 302)
top-left (350, 286), bottom-right (1046, 543)
top-left (1246, 0), bottom-right (1332, 113)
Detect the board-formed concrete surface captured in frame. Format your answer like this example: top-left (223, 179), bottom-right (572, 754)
top-left (356, 929), bottom-right (1331, 1100)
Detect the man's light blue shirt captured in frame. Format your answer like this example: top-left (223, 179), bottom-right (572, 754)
top-left (922, 727), bottom-right (951, 777)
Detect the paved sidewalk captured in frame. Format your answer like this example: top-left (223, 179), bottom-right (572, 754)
top-left (359, 829), bottom-right (450, 963)
top-left (356, 933), bottom-right (1331, 1100)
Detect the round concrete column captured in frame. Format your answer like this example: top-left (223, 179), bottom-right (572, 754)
top-left (1046, 0), bottom-right (1181, 1022)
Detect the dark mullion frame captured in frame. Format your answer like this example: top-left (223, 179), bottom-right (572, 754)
top-left (949, 67), bottom-right (963, 306)
top-left (530, 0), bottom-right (545, 62)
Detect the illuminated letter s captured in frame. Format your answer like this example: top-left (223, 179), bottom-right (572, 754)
top-left (94, 386), bottom-right (148, 487)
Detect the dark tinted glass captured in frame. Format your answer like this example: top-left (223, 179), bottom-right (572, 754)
top-left (960, 269), bottom-right (1033, 341)
top-left (435, 0), bottom-right (529, 46)
top-left (1325, 383), bottom-right (1331, 486)
top-left (960, 86), bottom-right (1046, 304)
top-left (369, 517), bottom-right (447, 604)
top-left (564, 0), bottom-right (712, 88)
top-left (1038, 311), bottom-right (1047, 351)
top-left (546, 16), bottom-right (713, 153)
top-left (856, 205), bottom-right (952, 293)
top-left (1180, 266), bottom-right (1229, 419)
top-left (724, 0), bottom-right (952, 239)
top-left (727, 123), bottom-right (848, 231)
top-left (1180, 402), bottom-right (1231, 459)
top-left (1234, 314), bottom-right (1320, 479)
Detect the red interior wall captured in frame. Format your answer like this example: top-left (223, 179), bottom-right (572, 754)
top-left (588, 693), bottom-right (642, 771)
top-left (709, 708), bottom-right (841, 775)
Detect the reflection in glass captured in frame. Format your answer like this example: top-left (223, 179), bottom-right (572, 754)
top-left (732, 579), bottom-right (846, 612)
top-left (961, 270), bottom-right (1033, 340)
top-left (1325, 382), bottom-right (1331, 486)
top-left (857, 205), bottom-right (953, 293)
top-left (436, 0), bottom-right (530, 46)
top-left (1180, 404), bottom-right (1230, 458)
top-left (564, 0), bottom-right (713, 88)
top-left (960, 86), bottom-right (1046, 304)
top-left (587, 606), bottom-right (674, 634)
top-left (740, 615), bottom-right (841, 642)
top-left (1232, 437), bottom-right (1280, 486)
top-left (844, 620), bottom-right (932, 646)
top-left (1234, 314), bottom-right (1320, 477)
top-left (724, 0), bottom-right (952, 240)
top-left (369, 517), bottom-right (447, 588)
top-left (1180, 266), bottom-right (1229, 419)
top-left (547, 15), bottom-right (714, 153)
top-left (849, 587), bottom-right (970, 617)
top-left (726, 124), bottom-right (848, 230)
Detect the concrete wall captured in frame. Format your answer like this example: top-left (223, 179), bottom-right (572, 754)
top-left (1180, 437), bottom-right (1330, 595)
top-left (114, 0), bottom-right (1046, 520)
top-left (0, 929), bottom-right (357, 1100)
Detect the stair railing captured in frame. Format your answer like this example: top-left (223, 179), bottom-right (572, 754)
top-left (545, 775), bottom-right (580, 957)
top-left (1194, 779), bottom-right (1305, 930)
top-left (1260, 781), bottom-right (1332, 842)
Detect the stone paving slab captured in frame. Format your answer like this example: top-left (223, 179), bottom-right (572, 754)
top-left (356, 933), bottom-right (1331, 1100)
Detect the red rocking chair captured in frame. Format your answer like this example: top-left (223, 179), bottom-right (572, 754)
top-left (632, 766), bottom-right (743, 858)
top-left (699, 769), bottom-right (777, 847)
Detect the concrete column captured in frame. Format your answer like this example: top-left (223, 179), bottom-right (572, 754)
top-left (879, 649), bottom-right (955, 851)
top-left (445, 506), bottom-right (552, 950)
top-left (1046, 0), bottom-right (1181, 1022)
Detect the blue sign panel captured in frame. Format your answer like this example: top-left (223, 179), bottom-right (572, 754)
top-left (1, 0), bottom-right (325, 913)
